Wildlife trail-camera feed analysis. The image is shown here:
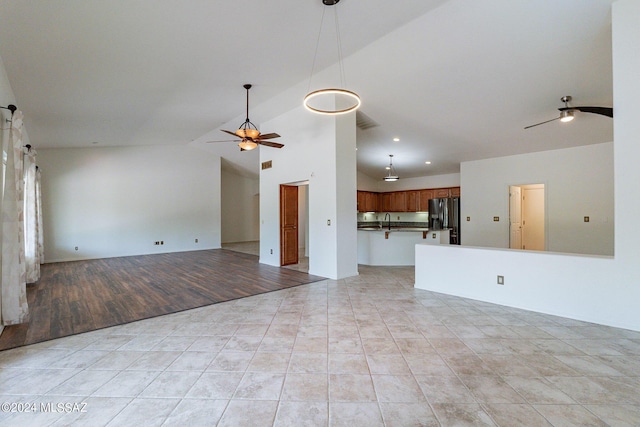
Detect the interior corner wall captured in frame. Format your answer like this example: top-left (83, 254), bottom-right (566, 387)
top-left (221, 169), bottom-right (259, 243)
top-left (416, 1), bottom-right (640, 332)
top-left (37, 145), bottom-right (221, 262)
top-left (460, 142), bottom-right (614, 256)
top-left (258, 105), bottom-right (358, 280)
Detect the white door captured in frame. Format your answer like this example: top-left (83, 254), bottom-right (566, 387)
top-left (509, 186), bottom-right (522, 249)
top-left (522, 186), bottom-right (545, 251)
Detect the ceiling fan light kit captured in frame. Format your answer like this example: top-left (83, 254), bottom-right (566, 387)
top-left (524, 95), bottom-right (612, 129)
top-left (304, 0), bottom-right (361, 115)
top-left (238, 140), bottom-right (258, 151)
top-left (206, 84), bottom-right (284, 150)
top-left (559, 110), bottom-right (574, 123)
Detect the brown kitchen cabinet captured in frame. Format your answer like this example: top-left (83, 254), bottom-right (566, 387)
top-left (405, 190), bottom-right (419, 212)
top-left (380, 192), bottom-right (392, 211)
top-left (418, 189), bottom-right (434, 212)
top-left (390, 191), bottom-right (406, 212)
top-left (358, 187), bottom-right (460, 213)
top-left (357, 191), bottom-right (366, 212)
top-left (357, 191), bottom-right (381, 212)
top-left (364, 191), bottom-right (379, 212)
top-left (433, 188), bottom-right (451, 198)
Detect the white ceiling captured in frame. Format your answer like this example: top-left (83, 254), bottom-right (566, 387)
top-left (0, 0), bottom-right (614, 180)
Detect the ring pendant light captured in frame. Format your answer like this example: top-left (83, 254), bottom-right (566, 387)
top-left (304, 0), bottom-right (361, 115)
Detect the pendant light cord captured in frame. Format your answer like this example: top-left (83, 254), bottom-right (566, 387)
top-left (307, 7), bottom-right (327, 94)
top-left (334, 6), bottom-right (346, 89)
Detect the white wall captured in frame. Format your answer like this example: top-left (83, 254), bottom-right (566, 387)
top-left (416, 0), bottom-right (640, 332)
top-left (358, 171), bottom-right (460, 193)
top-left (38, 145), bottom-right (221, 262)
top-left (259, 105), bottom-right (358, 280)
top-left (461, 142), bottom-right (614, 256)
top-left (221, 169), bottom-right (259, 243)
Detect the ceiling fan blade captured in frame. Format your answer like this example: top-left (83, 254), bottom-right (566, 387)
top-left (220, 129), bottom-right (240, 137)
top-left (559, 106), bottom-right (613, 118)
top-left (257, 132), bottom-right (281, 140)
top-left (206, 139), bottom-right (239, 143)
top-left (258, 141), bottom-right (284, 148)
top-left (524, 116), bottom-right (561, 130)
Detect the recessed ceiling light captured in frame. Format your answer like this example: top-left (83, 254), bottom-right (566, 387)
top-left (425, 161), bottom-right (431, 165)
top-left (393, 137), bottom-right (400, 142)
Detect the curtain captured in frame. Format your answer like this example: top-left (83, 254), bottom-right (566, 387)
top-left (1, 110), bottom-right (28, 325)
top-left (24, 147), bottom-right (41, 283)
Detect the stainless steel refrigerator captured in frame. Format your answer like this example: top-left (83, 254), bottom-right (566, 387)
top-left (428, 197), bottom-right (460, 244)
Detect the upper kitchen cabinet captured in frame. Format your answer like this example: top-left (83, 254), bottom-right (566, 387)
top-left (418, 189), bottom-right (434, 212)
top-left (390, 191), bottom-right (407, 212)
top-left (357, 191), bottom-right (380, 212)
top-left (433, 188), bottom-right (452, 198)
top-left (380, 192), bottom-right (391, 212)
top-left (405, 190), bottom-right (420, 212)
top-left (365, 192), bottom-right (379, 212)
top-left (357, 191), bottom-right (366, 212)
top-left (450, 187), bottom-right (460, 197)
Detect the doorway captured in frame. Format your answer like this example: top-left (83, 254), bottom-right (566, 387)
top-left (279, 182), bottom-right (309, 271)
top-left (280, 185), bottom-right (298, 265)
top-left (509, 184), bottom-right (545, 250)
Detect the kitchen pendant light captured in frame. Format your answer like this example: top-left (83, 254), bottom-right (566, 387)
top-left (304, 0), bottom-right (361, 115)
top-left (384, 155), bottom-right (399, 182)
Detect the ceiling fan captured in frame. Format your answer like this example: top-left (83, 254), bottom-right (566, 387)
top-left (524, 96), bottom-right (613, 129)
top-left (207, 84), bottom-right (284, 150)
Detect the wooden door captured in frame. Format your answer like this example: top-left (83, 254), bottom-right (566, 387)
top-left (280, 185), bottom-right (298, 265)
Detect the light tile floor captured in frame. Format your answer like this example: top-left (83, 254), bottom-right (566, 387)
top-left (1, 265), bottom-right (639, 426)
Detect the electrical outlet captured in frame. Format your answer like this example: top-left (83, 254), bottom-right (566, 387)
top-left (584, 216), bottom-right (590, 222)
top-left (397, 216), bottom-right (400, 220)
top-left (270, 249), bottom-right (273, 254)
top-left (327, 219), bottom-right (331, 226)
top-left (160, 241), bottom-right (164, 245)
top-left (195, 238), bottom-right (198, 243)
top-left (497, 275), bottom-right (504, 285)
top-left (75, 246), bottom-right (78, 251)
top-left (466, 216), bottom-right (470, 221)
top-left (493, 216), bottom-right (500, 222)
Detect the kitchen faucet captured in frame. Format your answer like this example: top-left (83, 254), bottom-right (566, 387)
top-left (383, 213), bottom-right (391, 230)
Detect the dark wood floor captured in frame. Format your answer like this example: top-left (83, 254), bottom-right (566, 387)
top-left (0, 249), bottom-right (324, 351)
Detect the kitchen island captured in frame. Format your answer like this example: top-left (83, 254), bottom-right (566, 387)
top-left (357, 228), bottom-right (450, 266)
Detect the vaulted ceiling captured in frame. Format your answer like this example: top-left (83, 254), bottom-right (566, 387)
top-left (0, 0), bottom-right (614, 180)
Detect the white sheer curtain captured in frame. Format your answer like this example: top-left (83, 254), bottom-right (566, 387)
top-left (1, 109), bottom-right (28, 325)
top-left (24, 147), bottom-right (42, 284)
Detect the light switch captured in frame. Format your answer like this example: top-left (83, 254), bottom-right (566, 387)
top-left (466, 216), bottom-right (470, 221)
